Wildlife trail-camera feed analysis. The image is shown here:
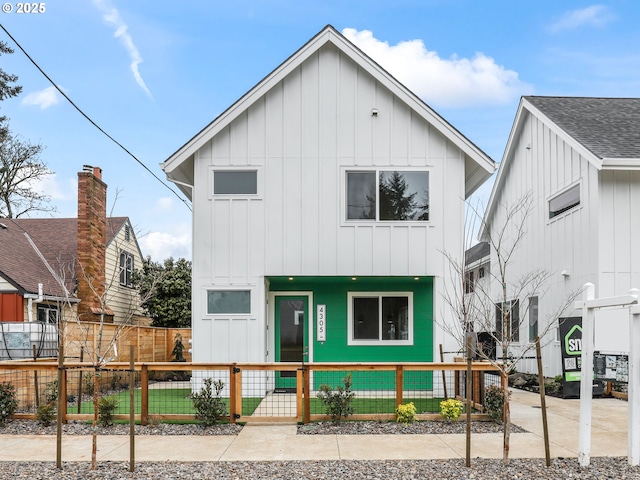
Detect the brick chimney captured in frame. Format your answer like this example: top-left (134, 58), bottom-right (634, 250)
top-left (76, 165), bottom-right (109, 321)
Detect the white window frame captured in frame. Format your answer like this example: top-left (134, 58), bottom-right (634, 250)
top-left (210, 167), bottom-right (261, 197)
top-left (342, 167), bottom-right (430, 224)
top-left (206, 288), bottom-right (252, 315)
top-left (119, 251), bottom-right (134, 287)
top-left (548, 182), bottom-right (581, 220)
top-left (347, 292), bottom-right (414, 346)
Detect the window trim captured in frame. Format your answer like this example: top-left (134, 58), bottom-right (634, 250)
top-left (211, 167), bottom-right (260, 197)
top-left (548, 182), bottom-right (581, 220)
top-left (206, 289), bottom-right (252, 315)
top-left (342, 167), bottom-right (430, 224)
top-left (347, 291), bottom-right (414, 346)
top-left (119, 251), bottom-right (134, 288)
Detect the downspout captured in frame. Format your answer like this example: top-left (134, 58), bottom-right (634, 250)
top-left (24, 283), bottom-right (44, 322)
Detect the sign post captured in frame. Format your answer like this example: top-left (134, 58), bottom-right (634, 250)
top-left (630, 293), bottom-right (640, 466)
top-left (575, 284), bottom-right (638, 467)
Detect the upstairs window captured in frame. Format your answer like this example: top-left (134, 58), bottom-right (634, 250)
top-left (213, 170), bottom-right (257, 195)
top-left (549, 184), bottom-right (580, 218)
top-left (346, 170), bottom-right (429, 221)
top-left (119, 251), bottom-right (134, 287)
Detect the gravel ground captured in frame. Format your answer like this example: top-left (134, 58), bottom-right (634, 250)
top-left (0, 458), bottom-right (638, 480)
top-left (1, 420), bottom-right (638, 479)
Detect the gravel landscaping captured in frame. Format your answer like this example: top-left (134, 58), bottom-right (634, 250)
top-left (1, 420), bottom-right (638, 479)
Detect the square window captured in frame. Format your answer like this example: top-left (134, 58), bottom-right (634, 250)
top-left (349, 292), bottom-right (412, 345)
top-left (207, 290), bottom-right (251, 314)
top-left (213, 171), bottom-right (257, 195)
top-left (346, 170), bottom-right (429, 221)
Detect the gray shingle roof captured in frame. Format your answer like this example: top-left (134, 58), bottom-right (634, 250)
top-left (525, 96), bottom-right (640, 159)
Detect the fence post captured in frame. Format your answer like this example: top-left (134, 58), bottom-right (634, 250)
top-left (304, 365), bottom-right (310, 424)
top-left (229, 365), bottom-right (237, 424)
top-left (296, 368), bottom-right (304, 423)
top-left (395, 365), bottom-right (404, 408)
top-left (140, 365), bottom-right (148, 426)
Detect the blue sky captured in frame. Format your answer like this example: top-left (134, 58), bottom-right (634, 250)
top-left (1, 1), bottom-right (638, 261)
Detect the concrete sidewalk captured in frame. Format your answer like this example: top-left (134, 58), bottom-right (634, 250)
top-left (0, 390), bottom-right (630, 462)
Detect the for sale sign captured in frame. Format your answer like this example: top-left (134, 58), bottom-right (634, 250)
top-left (558, 317), bottom-right (604, 398)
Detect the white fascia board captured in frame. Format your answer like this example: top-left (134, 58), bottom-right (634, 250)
top-left (163, 26), bottom-right (495, 186)
top-left (480, 97), bottom-right (603, 240)
top-left (601, 158), bottom-right (640, 170)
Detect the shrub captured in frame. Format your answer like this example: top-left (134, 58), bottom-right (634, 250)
top-left (395, 402), bottom-right (417, 424)
top-left (439, 398), bottom-right (464, 421)
top-left (484, 385), bottom-right (507, 423)
top-left (98, 396), bottom-right (119, 427)
top-left (84, 372), bottom-right (95, 395)
top-left (191, 378), bottom-right (226, 426)
top-left (171, 333), bottom-right (186, 362)
top-left (43, 379), bottom-right (58, 404)
top-left (316, 373), bottom-right (355, 422)
top-left (36, 403), bottom-right (56, 426)
top-left (0, 382), bottom-right (18, 425)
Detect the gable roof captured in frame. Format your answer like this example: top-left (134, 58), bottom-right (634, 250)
top-left (162, 24), bottom-right (495, 200)
top-left (481, 96), bottom-right (640, 238)
top-left (525, 96), bottom-right (640, 162)
top-left (0, 217), bottom-right (130, 298)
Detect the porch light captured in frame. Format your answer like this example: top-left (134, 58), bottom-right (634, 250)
top-left (288, 277), bottom-right (294, 281)
top-left (414, 277), bottom-right (420, 281)
top-left (351, 277), bottom-right (357, 281)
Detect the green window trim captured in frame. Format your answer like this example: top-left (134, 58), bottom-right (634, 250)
top-left (347, 292), bottom-right (414, 346)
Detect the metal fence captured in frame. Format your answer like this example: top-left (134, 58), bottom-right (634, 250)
top-left (0, 361), bottom-right (503, 423)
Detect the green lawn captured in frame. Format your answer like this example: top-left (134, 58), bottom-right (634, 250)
top-left (78, 388), bottom-right (262, 416)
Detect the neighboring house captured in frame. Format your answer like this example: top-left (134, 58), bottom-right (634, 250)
top-left (0, 165), bottom-right (148, 331)
top-left (162, 25), bottom-right (495, 390)
top-left (481, 96), bottom-right (640, 377)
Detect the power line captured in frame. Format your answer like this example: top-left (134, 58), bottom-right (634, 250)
top-left (0, 23), bottom-right (192, 212)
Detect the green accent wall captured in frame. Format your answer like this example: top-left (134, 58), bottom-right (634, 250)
top-left (268, 276), bottom-right (433, 390)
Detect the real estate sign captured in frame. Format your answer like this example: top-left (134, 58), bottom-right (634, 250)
top-left (559, 316), bottom-right (604, 398)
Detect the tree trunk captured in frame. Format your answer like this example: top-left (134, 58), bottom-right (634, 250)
top-left (502, 374), bottom-right (511, 463)
top-left (91, 369), bottom-right (99, 470)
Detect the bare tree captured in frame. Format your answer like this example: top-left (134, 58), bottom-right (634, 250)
top-left (0, 129), bottom-right (56, 218)
top-left (441, 193), bottom-right (579, 464)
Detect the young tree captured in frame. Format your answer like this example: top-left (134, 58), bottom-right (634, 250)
top-left (441, 194), bottom-right (579, 464)
top-left (0, 129), bottom-right (55, 218)
top-left (133, 257), bottom-right (192, 328)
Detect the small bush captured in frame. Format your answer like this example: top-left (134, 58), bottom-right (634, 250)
top-left (395, 402), bottom-right (417, 424)
top-left (171, 333), bottom-right (186, 362)
top-left (484, 385), bottom-right (507, 423)
top-left (98, 396), bottom-right (119, 427)
top-left (43, 379), bottom-right (58, 404)
top-left (191, 378), bottom-right (226, 426)
top-left (440, 398), bottom-right (464, 421)
top-left (36, 403), bottom-right (56, 426)
top-left (84, 372), bottom-right (95, 395)
top-left (0, 382), bottom-right (18, 425)
top-left (316, 373), bottom-right (355, 422)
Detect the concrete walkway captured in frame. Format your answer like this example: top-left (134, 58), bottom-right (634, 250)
top-left (0, 390), bottom-right (630, 462)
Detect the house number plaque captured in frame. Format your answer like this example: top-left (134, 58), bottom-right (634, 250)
top-left (317, 304), bottom-right (326, 342)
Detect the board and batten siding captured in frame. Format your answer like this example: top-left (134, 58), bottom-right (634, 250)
top-left (487, 110), bottom-right (600, 376)
top-left (190, 43), bottom-right (468, 362)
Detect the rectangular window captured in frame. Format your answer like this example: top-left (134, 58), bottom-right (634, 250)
top-left (213, 171), bottom-right (257, 195)
top-left (37, 305), bottom-right (59, 324)
top-left (464, 271), bottom-right (475, 294)
top-left (495, 299), bottom-right (520, 343)
top-left (549, 184), bottom-right (580, 218)
top-left (346, 170), bottom-right (429, 221)
top-left (528, 296), bottom-right (539, 342)
top-left (207, 290), bottom-right (251, 314)
top-left (119, 251), bottom-right (134, 287)
top-left (348, 292), bottom-right (412, 345)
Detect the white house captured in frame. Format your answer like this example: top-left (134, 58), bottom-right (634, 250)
top-left (162, 25), bottom-right (495, 391)
top-left (481, 96), bottom-right (640, 377)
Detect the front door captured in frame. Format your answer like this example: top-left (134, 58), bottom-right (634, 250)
top-left (274, 295), bottom-right (308, 390)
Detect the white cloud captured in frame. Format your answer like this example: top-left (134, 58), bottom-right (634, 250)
top-left (138, 227), bottom-right (191, 261)
top-left (93, 0), bottom-right (153, 99)
top-left (342, 28), bottom-right (530, 108)
top-left (548, 5), bottom-right (615, 32)
top-left (21, 86), bottom-right (61, 109)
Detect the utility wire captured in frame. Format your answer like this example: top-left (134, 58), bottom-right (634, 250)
top-left (0, 23), bottom-right (192, 212)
